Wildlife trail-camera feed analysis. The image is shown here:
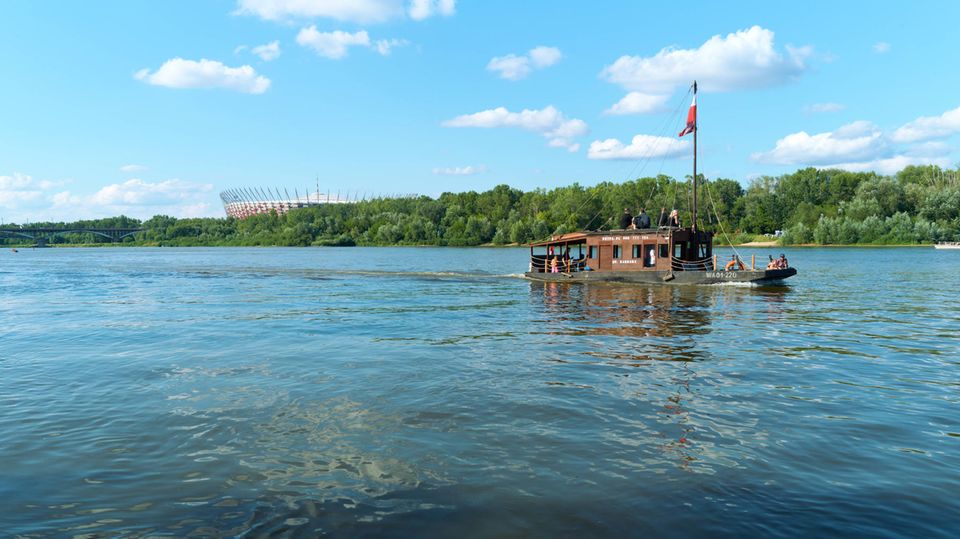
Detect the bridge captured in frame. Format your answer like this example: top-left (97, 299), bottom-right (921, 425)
top-left (0, 227), bottom-right (144, 245)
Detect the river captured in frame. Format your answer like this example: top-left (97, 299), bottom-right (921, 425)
top-left (1, 246), bottom-right (958, 537)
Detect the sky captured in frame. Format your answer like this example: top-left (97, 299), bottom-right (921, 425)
top-left (2, 0), bottom-right (959, 223)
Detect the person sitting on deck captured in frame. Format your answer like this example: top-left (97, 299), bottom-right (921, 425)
top-left (778, 254), bottom-right (789, 269)
top-left (766, 255), bottom-right (777, 270)
top-left (633, 208), bottom-right (651, 229)
top-left (658, 207), bottom-right (669, 227)
top-left (619, 208), bottom-right (633, 229)
top-left (550, 256), bottom-right (560, 273)
top-left (668, 209), bottom-right (681, 227)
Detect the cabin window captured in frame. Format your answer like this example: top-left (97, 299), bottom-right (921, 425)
top-left (613, 245), bottom-right (621, 259)
top-left (589, 246), bottom-right (597, 259)
top-left (659, 244), bottom-right (668, 259)
top-left (674, 243), bottom-right (684, 260)
top-left (632, 245), bottom-right (641, 258)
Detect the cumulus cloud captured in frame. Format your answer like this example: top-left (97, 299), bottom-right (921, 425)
top-left (409, 0), bottom-right (455, 20)
top-left (443, 105), bottom-right (588, 151)
top-left (433, 165), bottom-right (487, 176)
top-left (236, 0), bottom-right (454, 23)
top-left (752, 117), bottom-right (955, 175)
top-left (873, 42), bottom-right (891, 54)
top-left (0, 173), bottom-right (45, 208)
top-left (601, 26), bottom-right (810, 94)
top-left (236, 0), bottom-right (404, 23)
top-left (135, 58), bottom-right (270, 94)
top-left (587, 135), bottom-right (690, 160)
top-left (90, 178), bottom-right (213, 206)
top-left (252, 40), bottom-right (281, 61)
top-left (752, 121), bottom-right (885, 165)
top-left (1, 172), bottom-right (217, 222)
top-left (375, 38), bottom-right (410, 55)
top-left (296, 27), bottom-right (371, 59)
top-left (891, 105), bottom-right (960, 143)
top-left (827, 155), bottom-right (950, 175)
top-left (604, 92), bottom-right (670, 115)
top-left (120, 164), bottom-right (147, 173)
top-left (487, 46), bottom-right (562, 80)
top-left (803, 102), bottom-right (845, 114)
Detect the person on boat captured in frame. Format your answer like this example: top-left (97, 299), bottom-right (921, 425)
top-left (550, 256), bottom-right (559, 273)
top-left (766, 255), bottom-right (777, 270)
top-left (725, 255), bottom-right (745, 271)
top-left (648, 247), bottom-right (656, 267)
top-left (658, 207), bottom-right (669, 227)
top-left (668, 209), bottom-right (681, 227)
top-left (778, 254), bottom-right (788, 269)
top-left (634, 208), bottom-right (651, 229)
top-left (619, 208), bottom-right (633, 229)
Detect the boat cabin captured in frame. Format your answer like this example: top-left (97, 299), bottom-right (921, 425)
top-left (529, 227), bottom-right (714, 275)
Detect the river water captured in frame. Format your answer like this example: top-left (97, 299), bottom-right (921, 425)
top-left (1, 246), bottom-right (958, 537)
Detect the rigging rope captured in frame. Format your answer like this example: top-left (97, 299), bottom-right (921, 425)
top-left (705, 179), bottom-right (744, 263)
top-left (581, 87), bottom-right (693, 230)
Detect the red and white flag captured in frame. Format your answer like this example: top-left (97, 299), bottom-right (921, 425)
top-left (678, 94), bottom-right (696, 137)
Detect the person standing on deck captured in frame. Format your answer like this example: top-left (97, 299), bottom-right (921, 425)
top-left (619, 208), bottom-right (633, 229)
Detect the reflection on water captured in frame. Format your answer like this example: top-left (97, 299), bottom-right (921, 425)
top-left (1, 247), bottom-right (958, 538)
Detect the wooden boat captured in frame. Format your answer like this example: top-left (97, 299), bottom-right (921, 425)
top-left (934, 242), bottom-right (960, 249)
top-left (525, 81), bottom-right (797, 285)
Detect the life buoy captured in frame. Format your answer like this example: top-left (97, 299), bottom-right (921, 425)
top-left (725, 259), bottom-right (746, 271)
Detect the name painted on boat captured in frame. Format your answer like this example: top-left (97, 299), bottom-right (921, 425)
top-left (705, 271), bottom-right (739, 279)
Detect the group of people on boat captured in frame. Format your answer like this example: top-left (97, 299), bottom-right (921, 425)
top-left (620, 207), bottom-right (680, 230)
top-left (766, 254), bottom-right (789, 269)
top-left (548, 246), bottom-right (574, 274)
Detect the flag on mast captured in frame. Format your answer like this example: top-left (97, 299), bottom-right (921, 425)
top-left (678, 93), bottom-right (697, 137)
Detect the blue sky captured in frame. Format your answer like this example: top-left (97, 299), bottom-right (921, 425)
top-left (2, 0), bottom-right (959, 222)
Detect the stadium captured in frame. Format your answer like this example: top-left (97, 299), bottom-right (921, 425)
top-left (219, 188), bottom-right (354, 219)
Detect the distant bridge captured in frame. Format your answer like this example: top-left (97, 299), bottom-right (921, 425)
top-left (0, 227), bottom-right (144, 245)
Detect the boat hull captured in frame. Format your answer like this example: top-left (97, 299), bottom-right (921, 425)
top-left (524, 267), bottom-right (797, 285)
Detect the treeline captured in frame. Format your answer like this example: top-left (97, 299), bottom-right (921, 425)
top-left (2, 165), bottom-right (958, 247)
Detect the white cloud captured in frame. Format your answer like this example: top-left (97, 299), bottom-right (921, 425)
top-left (0, 173), bottom-right (218, 222)
top-left (120, 164), bottom-right (147, 173)
top-left (409, 0), bottom-right (455, 20)
top-left (433, 165), bottom-right (487, 175)
top-left (91, 178), bottom-right (212, 206)
top-left (873, 42), bottom-right (891, 54)
top-left (803, 102), bottom-right (845, 114)
top-left (236, 0), bottom-right (403, 23)
top-left (252, 40), bottom-right (281, 61)
top-left (135, 58), bottom-right (270, 94)
top-left (443, 105), bottom-right (588, 151)
top-left (487, 46), bottom-right (562, 80)
top-left (375, 38), bottom-right (410, 55)
top-left (604, 92), bottom-right (670, 115)
top-left (752, 118), bottom-right (955, 174)
top-left (0, 173), bottom-right (44, 208)
top-left (296, 27), bottom-right (370, 59)
top-left (826, 155), bottom-right (950, 175)
top-left (752, 121), bottom-right (885, 165)
top-left (587, 135), bottom-right (690, 160)
top-left (891, 105), bottom-right (960, 143)
top-left (236, 0), bottom-right (454, 23)
top-left (601, 26), bottom-right (810, 94)
top-left (528, 46), bottom-right (562, 68)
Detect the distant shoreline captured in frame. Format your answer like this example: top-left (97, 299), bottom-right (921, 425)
top-left (5, 242), bottom-right (942, 249)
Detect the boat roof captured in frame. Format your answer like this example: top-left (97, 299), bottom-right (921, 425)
top-left (529, 228), bottom-right (670, 247)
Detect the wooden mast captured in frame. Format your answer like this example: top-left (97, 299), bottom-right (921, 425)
top-left (691, 80), bottom-right (698, 233)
